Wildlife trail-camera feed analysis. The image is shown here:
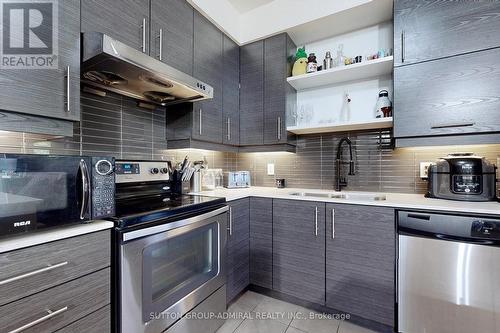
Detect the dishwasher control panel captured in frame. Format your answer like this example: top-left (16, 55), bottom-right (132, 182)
top-left (471, 220), bottom-right (500, 239)
top-left (398, 211), bottom-right (500, 242)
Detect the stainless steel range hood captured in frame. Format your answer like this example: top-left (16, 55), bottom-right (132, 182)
top-left (81, 32), bottom-right (213, 106)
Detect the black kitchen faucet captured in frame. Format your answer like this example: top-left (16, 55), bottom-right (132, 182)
top-left (335, 137), bottom-right (355, 191)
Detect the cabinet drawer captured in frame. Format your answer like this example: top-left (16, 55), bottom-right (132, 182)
top-left (0, 268), bottom-right (110, 333)
top-left (56, 305), bottom-right (110, 333)
top-left (0, 230), bottom-right (110, 306)
top-left (394, 47), bottom-right (500, 138)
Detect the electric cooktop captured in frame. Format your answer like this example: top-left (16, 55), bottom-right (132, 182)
top-left (113, 194), bottom-right (226, 230)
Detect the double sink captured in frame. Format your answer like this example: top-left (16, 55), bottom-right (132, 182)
top-left (289, 192), bottom-right (387, 201)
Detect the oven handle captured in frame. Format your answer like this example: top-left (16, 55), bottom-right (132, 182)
top-left (122, 206), bottom-right (229, 242)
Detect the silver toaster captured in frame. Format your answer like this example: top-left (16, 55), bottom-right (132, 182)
top-left (225, 171), bottom-right (251, 188)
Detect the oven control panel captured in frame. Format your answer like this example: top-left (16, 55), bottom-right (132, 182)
top-left (115, 161), bottom-right (170, 183)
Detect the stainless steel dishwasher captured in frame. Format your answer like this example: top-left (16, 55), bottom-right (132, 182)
top-left (397, 211), bottom-right (500, 333)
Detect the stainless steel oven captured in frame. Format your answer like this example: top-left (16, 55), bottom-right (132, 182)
top-left (118, 206), bottom-right (228, 333)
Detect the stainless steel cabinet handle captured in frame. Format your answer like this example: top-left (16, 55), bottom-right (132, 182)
top-left (199, 109), bottom-right (202, 135)
top-left (157, 29), bottom-right (163, 60)
top-left (8, 306), bottom-right (68, 333)
top-left (401, 30), bottom-right (405, 63)
top-left (0, 261), bottom-right (68, 286)
top-left (65, 66), bottom-right (70, 112)
top-left (331, 209), bottom-right (335, 239)
top-left (277, 117), bottom-right (282, 140)
top-left (431, 122), bottom-right (475, 130)
top-left (141, 18), bottom-right (146, 53)
top-left (228, 207), bottom-right (232, 236)
top-left (227, 117), bottom-right (231, 141)
top-left (314, 206), bottom-right (318, 236)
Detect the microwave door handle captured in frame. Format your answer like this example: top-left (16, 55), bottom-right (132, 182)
top-left (79, 159), bottom-right (91, 220)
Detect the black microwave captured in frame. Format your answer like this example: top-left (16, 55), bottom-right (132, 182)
top-left (0, 154), bottom-right (115, 238)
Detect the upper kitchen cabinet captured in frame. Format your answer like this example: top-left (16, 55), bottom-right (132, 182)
top-left (264, 34), bottom-right (296, 146)
top-left (394, 1), bottom-right (500, 67)
top-left (81, 0), bottom-right (150, 54)
top-left (0, 0), bottom-right (80, 136)
top-left (223, 36), bottom-right (240, 146)
top-left (166, 14), bottom-right (231, 150)
top-left (239, 40), bottom-right (264, 146)
top-left (394, 42), bottom-right (500, 146)
top-left (239, 34), bottom-right (296, 152)
top-left (192, 12), bottom-right (223, 144)
top-left (150, 0), bottom-right (193, 75)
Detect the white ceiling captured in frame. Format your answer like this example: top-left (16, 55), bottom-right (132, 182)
top-left (189, 0), bottom-right (393, 45)
top-left (227, 0), bottom-right (274, 14)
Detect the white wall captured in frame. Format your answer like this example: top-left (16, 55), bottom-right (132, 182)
top-left (294, 22), bottom-right (393, 127)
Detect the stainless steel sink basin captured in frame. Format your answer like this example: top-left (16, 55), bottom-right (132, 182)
top-left (289, 192), bottom-right (386, 201)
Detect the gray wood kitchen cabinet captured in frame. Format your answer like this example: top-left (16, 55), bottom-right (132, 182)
top-left (227, 199), bottom-right (250, 303)
top-left (264, 34), bottom-right (296, 145)
top-left (272, 199), bottom-right (325, 305)
top-left (192, 12), bottom-right (224, 144)
top-left (166, 12), bottom-right (225, 148)
top-left (239, 41), bottom-right (264, 146)
top-left (150, 0), bottom-right (194, 75)
top-left (249, 197), bottom-right (273, 289)
top-left (81, 0), bottom-right (150, 54)
top-left (394, 0), bottom-right (500, 67)
top-left (57, 305), bottom-right (110, 333)
top-left (0, 0), bottom-right (80, 131)
top-left (0, 231), bottom-right (110, 307)
top-left (239, 34), bottom-right (296, 151)
top-left (222, 36), bottom-right (240, 146)
top-left (0, 269), bottom-right (110, 333)
top-left (0, 230), bottom-right (111, 332)
top-left (325, 204), bottom-right (395, 327)
top-left (394, 47), bottom-right (500, 140)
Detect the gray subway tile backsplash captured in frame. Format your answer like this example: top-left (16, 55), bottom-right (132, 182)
top-left (1, 91), bottom-right (499, 195)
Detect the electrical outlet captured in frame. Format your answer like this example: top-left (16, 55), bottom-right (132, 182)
top-left (420, 162), bottom-right (432, 179)
top-left (267, 163), bottom-right (275, 176)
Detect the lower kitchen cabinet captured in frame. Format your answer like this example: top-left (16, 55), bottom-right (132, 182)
top-left (226, 198), bottom-right (250, 303)
top-left (273, 199), bottom-right (326, 304)
top-left (0, 230), bottom-right (111, 332)
top-left (249, 197), bottom-right (273, 289)
top-left (325, 204), bottom-right (395, 326)
top-left (56, 305), bottom-right (110, 333)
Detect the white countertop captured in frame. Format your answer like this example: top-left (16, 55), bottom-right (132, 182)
top-left (194, 187), bottom-right (500, 216)
top-left (0, 220), bottom-right (114, 253)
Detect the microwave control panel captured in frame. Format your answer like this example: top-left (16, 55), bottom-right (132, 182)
top-left (92, 157), bottom-right (115, 219)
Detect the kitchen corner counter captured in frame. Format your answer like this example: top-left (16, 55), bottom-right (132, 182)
top-left (0, 220), bottom-right (114, 253)
top-left (194, 187), bottom-right (500, 216)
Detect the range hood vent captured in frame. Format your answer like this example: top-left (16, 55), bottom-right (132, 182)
top-left (81, 32), bottom-right (213, 106)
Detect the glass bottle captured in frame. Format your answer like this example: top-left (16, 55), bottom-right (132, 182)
top-left (335, 44), bottom-right (346, 67)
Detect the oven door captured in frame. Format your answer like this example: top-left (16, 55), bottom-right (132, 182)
top-left (119, 206), bottom-right (228, 333)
